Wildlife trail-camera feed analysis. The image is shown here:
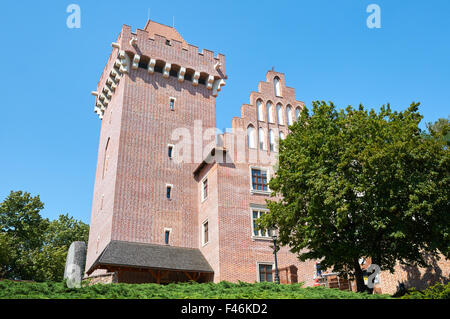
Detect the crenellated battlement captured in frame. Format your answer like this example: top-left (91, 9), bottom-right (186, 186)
top-left (91, 22), bottom-right (226, 120)
top-left (119, 24), bottom-right (225, 78)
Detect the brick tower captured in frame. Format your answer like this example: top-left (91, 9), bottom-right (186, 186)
top-left (85, 21), bottom-right (226, 283)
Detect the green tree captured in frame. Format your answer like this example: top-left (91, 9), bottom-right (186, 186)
top-left (36, 214), bottom-right (89, 281)
top-left (0, 191), bottom-right (47, 279)
top-left (426, 117), bottom-right (450, 147)
top-left (259, 101), bottom-right (450, 292)
top-left (0, 191), bottom-right (89, 281)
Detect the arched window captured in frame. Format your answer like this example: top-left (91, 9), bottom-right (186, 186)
top-left (296, 107), bottom-right (301, 120)
top-left (266, 102), bottom-right (274, 123)
top-left (274, 77), bottom-right (281, 97)
top-left (269, 130), bottom-right (276, 152)
top-left (279, 131), bottom-right (285, 140)
top-left (277, 104), bottom-right (283, 125)
top-left (247, 125), bottom-right (256, 149)
top-left (259, 128), bottom-right (266, 150)
top-left (286, 105), bottom-right (293, 126)
top-left (257, 100), bottom-right (263, 121)
top-left (102, 138), bottom-right (110, 179)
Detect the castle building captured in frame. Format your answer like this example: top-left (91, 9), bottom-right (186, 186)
top-left (85, 21), bottom-right (449, 293)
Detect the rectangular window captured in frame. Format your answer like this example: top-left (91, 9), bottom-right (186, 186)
top-left (169, 98), bottom-right (175, 111)
top-left (202, 178), bottom-right (208, 201)
top-left (252, 210), bottom-right (272, 237)
top-left (251, 169), bottom-right (268, 191)
top-left (259, 264), bottom-right (273, 282)
top-left (203, 221), bottom-right (209, 245)
top-left (165, 230), bottom-right (170, 245)
top-left (168, 145), bottom-right (173, 159)
top-left (166, 185), bottom-right (172, 199)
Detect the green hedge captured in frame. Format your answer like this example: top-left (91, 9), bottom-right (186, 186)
top-left (401, 282), bottom-right (450, 299)
top-left (0, 280), bottom-right (391, 299)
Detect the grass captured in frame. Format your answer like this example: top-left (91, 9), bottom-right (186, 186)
top-left (0, 280), bottom-right (392, 299)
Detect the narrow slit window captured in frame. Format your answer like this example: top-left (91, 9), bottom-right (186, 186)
top-left (274, 77), bottom-right (281, 97)
top-left (165, 230), bottom-right (170, 245)
top-left (169, 98), bottom-right (175, 111)
top-left (203, 221), bottom-right (209, 245)
top-left (258, 128), bottom-right (266, 150)
top-left (168, 145), bottom-right (173, 159)
top-left (202, 178), bottom-right (208, 201)
top-left (166, 185), bottom-right (172, 199)
top-left (247, 125), bottom-right (256, 149)
top-left (269, 130), bottom-right (276, 152)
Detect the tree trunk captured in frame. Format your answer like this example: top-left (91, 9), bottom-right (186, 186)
top-left (353, 259), bottom-right (366, 293)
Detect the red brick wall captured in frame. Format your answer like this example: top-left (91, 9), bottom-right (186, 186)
top-left (86, 23), bottom-right (449, 293)
top-left (378, 255), bottom-right (450, 294)
top-left (212, 71), bottom-right (315, 285)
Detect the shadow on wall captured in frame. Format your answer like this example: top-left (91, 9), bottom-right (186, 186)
top-left (399, 254), bottom-right (449, 292)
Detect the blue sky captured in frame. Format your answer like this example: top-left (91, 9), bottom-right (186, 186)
top-left (0, 0), bottom-right (449, 224)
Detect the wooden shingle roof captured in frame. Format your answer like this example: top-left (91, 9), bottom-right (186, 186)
top-left (87, 240), bottom-right (213, 275)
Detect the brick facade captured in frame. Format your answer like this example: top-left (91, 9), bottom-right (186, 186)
top-left (85, 20), bottom-right (449, 294)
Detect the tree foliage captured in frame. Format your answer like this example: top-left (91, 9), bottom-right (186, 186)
top-left (0, 191), bottom-right (89, 281)
top-left (259, 101), bottom-right (449, 291)
top-left (426, 117), bottom-right (450, 147)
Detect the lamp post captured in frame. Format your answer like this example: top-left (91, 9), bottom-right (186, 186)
top-left (271, 233), bottom-right (280, 284)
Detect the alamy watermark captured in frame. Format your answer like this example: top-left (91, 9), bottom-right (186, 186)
top-left (66, 4), bottom-right (81, 29)
top-left (366, 264), bottom-right (381, 288)
top-left (366, 4), bottom-right (381, 29)
top-left (169, 121), bottom-right (278, 166)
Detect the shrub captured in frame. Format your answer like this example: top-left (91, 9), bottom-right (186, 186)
top-left (0, 280), bottom-right (392, 299)
top-left (401, 282), bottom-right (450, 299)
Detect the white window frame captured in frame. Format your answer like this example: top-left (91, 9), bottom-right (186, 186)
top-left (201, 219), bottom-right (209, 246)
top-left (249, 166), bottom-right (271, 195)
top-left (251, 206), bottom-right (272, 239)
top-left (201, 176), bottom-right (208, 202)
